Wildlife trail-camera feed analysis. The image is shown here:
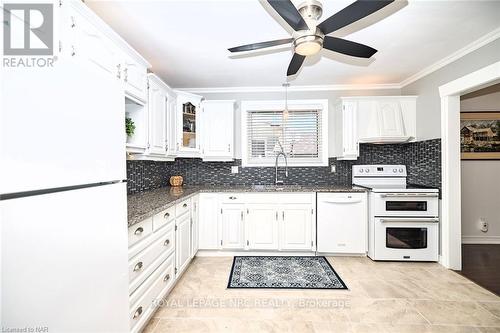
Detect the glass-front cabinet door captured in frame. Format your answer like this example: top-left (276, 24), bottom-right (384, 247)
top-left (175, 91), bottom-right (202, 156)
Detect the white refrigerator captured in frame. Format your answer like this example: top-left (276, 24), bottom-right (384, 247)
top-left (1, 58), bottom-right (130, 332)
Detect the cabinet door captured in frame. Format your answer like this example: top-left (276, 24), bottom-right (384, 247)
top-left (191, 196), bottom-right (199, 258)
top-left (280, 204), bottom-right (312, 250)
top-left (176, 92), bottom-right (202, 156)
top-left (201, 101), bottom-right (234, 161)
top-left (147, 79), bottom-right (166, 156)
top-left (175, 213), bottom-right (191, 276)
top-left (198, 194), bottom-right (220, 249)
top-left (376, 100), bottom-right (405, 137)
top-left (247, 205), bottom-right (278, 250)
top-left (124, 57), bottom-right (147, 102)
top-left (68, 7), bottom-right (120, 79)
top-left (221, 205), bottom-right (245, 249)
top-left (341, 101), bottom-right (359, 159)
top-left (317, 193), bottom-right (367, 254)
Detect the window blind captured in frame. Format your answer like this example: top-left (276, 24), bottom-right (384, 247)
top-left (246, 109), bottom-right (322, 165)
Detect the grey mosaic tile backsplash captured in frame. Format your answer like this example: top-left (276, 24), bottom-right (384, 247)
top-left (127, 139), bottom-right (441, 194)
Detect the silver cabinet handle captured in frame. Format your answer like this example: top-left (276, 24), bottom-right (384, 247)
top-left (164, 239), bottom-right (170, 246)
top-left (124, 67), bottom-right (128, 82)
top-left (70, 16), bottom-right (76, 28)
top-left (71, 45), bottom-right (76, 57)
top-left (134, 227), bottom-right (144, 235)
top-left (282, 211), bottom-right (284, 220)
top-left (163, 274), bottom-right (170, 282)
top-left (133, 262), bottom-right (143, 272)
top-left (183, 203), bottom-right (187, 208)
top-left (227, 144), bottom-right (231, 152)
top-left (229, 196), bottom-right (237, 200)
top-left (164, 212), bottom-right (170, 219)
top-left (132, 306), bottom-right (143, 320)
top-left (380, 193), bottom-right (438, 198)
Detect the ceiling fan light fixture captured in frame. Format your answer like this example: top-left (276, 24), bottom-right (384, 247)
top-left (294, 35), bottom-right (323, 56)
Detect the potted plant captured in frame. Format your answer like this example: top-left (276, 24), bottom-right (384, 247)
top-left (125, 117), bottom-right (135, 139)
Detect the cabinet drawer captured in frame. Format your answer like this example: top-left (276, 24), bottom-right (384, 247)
top-left (153, 205), bottom-right (175, 232)
top-left (175, 198), bottom-right (191, 217)
top-left (129, 254), bottom-right (175, 332)
top-left (219, 193), bottom-right (245, 204)
top-left (128, 218), bottom-right (153, 248)
top-left (128, 225), bottom-right (175, 291)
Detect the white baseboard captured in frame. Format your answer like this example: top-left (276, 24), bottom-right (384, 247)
top-left (462, 236), bottom-right (500, 244)
top-left (195, 250), bottom-right (316, 257)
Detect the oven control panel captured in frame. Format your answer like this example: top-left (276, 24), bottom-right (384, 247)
top-left (352, 165), bottom-right (407, 177)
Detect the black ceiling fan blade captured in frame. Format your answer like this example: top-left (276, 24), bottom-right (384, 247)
top-left (287, 53), bottom-right (306, 76)
top-left (228, 38), bottom-right (293, 53)
top-left (318, 0), bottom-right (394, 35)
top-left (323, 36), bottom-right (377, 58)
top-left (268, 0), bottom-right (309, 31)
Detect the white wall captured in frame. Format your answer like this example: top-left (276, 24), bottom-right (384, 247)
top-left (460, 84), bottom-right (500, 243)
top-left (196, 89), bottom-right (401, 159)
top-left (402, 38), bottom-right (500, 140)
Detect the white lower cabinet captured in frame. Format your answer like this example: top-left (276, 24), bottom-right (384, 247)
top-left (247, 204), bottom-right (279, 250)
top-left (198, 193), bottom-right (220, 249)
top-left (221, 204), bottom-right (245, 249)
top-left (280, 204), bottom-right (313, 250)
top-left (175, 212), bottom-right (192, 276)
top-left (191, 195), bottom-right (199, 258)
top-left (128, 197), bottom-right (195, 333)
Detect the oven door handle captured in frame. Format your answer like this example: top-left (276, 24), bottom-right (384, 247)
top-left (380, 193), bottom-right (438, 198)
top-left (379, 218), bottom-right (439, 223)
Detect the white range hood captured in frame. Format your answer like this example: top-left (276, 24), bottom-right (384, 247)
top-left (356, 97), bottom-right (416, 144)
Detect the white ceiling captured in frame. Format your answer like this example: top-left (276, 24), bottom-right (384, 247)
top-left (87, 0), bottom-right (500, 89)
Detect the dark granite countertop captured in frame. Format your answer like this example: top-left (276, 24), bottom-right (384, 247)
top-left (127, 185), bottom-right (366, 227)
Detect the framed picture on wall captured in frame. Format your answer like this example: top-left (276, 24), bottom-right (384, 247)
top-left (460, 112), bottom-right (500, 160)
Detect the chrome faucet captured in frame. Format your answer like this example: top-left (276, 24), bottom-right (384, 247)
top-left (275, 142), bottom-right (288, 185)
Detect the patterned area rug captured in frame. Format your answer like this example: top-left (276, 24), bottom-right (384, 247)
top-left (227, 256), bottom-right (347, 289)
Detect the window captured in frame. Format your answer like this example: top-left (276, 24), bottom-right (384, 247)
top-left (241, 100), bottom-right (328, 166)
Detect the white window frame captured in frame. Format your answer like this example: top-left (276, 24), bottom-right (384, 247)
top-left (241, 99), bottom-right (329, 167)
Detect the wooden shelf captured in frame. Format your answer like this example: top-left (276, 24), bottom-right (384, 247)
top-left (183, 131), bottom-right (195, 135)
top-left (183, 112), bottom-right (196, 117)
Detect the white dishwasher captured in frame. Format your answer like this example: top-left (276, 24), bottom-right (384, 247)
top-left (317, 192), bottom-right (368, 254)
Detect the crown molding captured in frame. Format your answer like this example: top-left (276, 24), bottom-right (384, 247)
top-left (175, 27), bottom-right (500, 94)
top-left (399, 27), bottom-right (500, 88)
top-left (176, 83), bottom-right (401, 94)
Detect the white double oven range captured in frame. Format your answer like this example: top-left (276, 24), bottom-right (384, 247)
top-left (353, 165), bottom-right (439, 262)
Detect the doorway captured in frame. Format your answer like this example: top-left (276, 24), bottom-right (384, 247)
top-left (458, 83), bottom-right (500, 295)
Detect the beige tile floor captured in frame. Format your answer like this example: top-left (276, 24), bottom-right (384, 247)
top-left (143, 256), bottom-right (500, 333)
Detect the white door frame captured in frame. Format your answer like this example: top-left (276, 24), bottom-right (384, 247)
top-left (439, 61), bottom-right (500, 270)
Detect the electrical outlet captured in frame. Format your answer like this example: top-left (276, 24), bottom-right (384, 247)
top-left (330, 165), bottom-right (336, 173)
top-left (231, 166), bottom-right (239, 174)
top-left (479, 218), bottom-right (489, 233)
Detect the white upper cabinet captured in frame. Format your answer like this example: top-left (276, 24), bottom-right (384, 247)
top-left (201, 101), bottom-right (235, 161)
top-left (335, 96), bottom-right (417, 159)
top-left (175, 91), bottom-right (203, 157)
top-left (122, 53), bottom-right (148, 102)
top-left (147, 75), bottom-right (167, 156)
top-left (335, 100), bottom-right (359, 160)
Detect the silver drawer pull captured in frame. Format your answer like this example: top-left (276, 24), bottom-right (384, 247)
top-left (183, 203), bottom-right (188, 208)
top-left (132, 306), bottom-right (143, 320)
top-left (163, 274), bottom-right (170, 282)
top-left (133, 262), bottom-right (143, 272)
top-left (134, 227), bottom-right (144, 235)
top-left (229, 196), bottom-right (237, 200)
top-left (164, 239), bottom-right (170, 246)
top-left (164, 212), bottom-right (170, 219)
